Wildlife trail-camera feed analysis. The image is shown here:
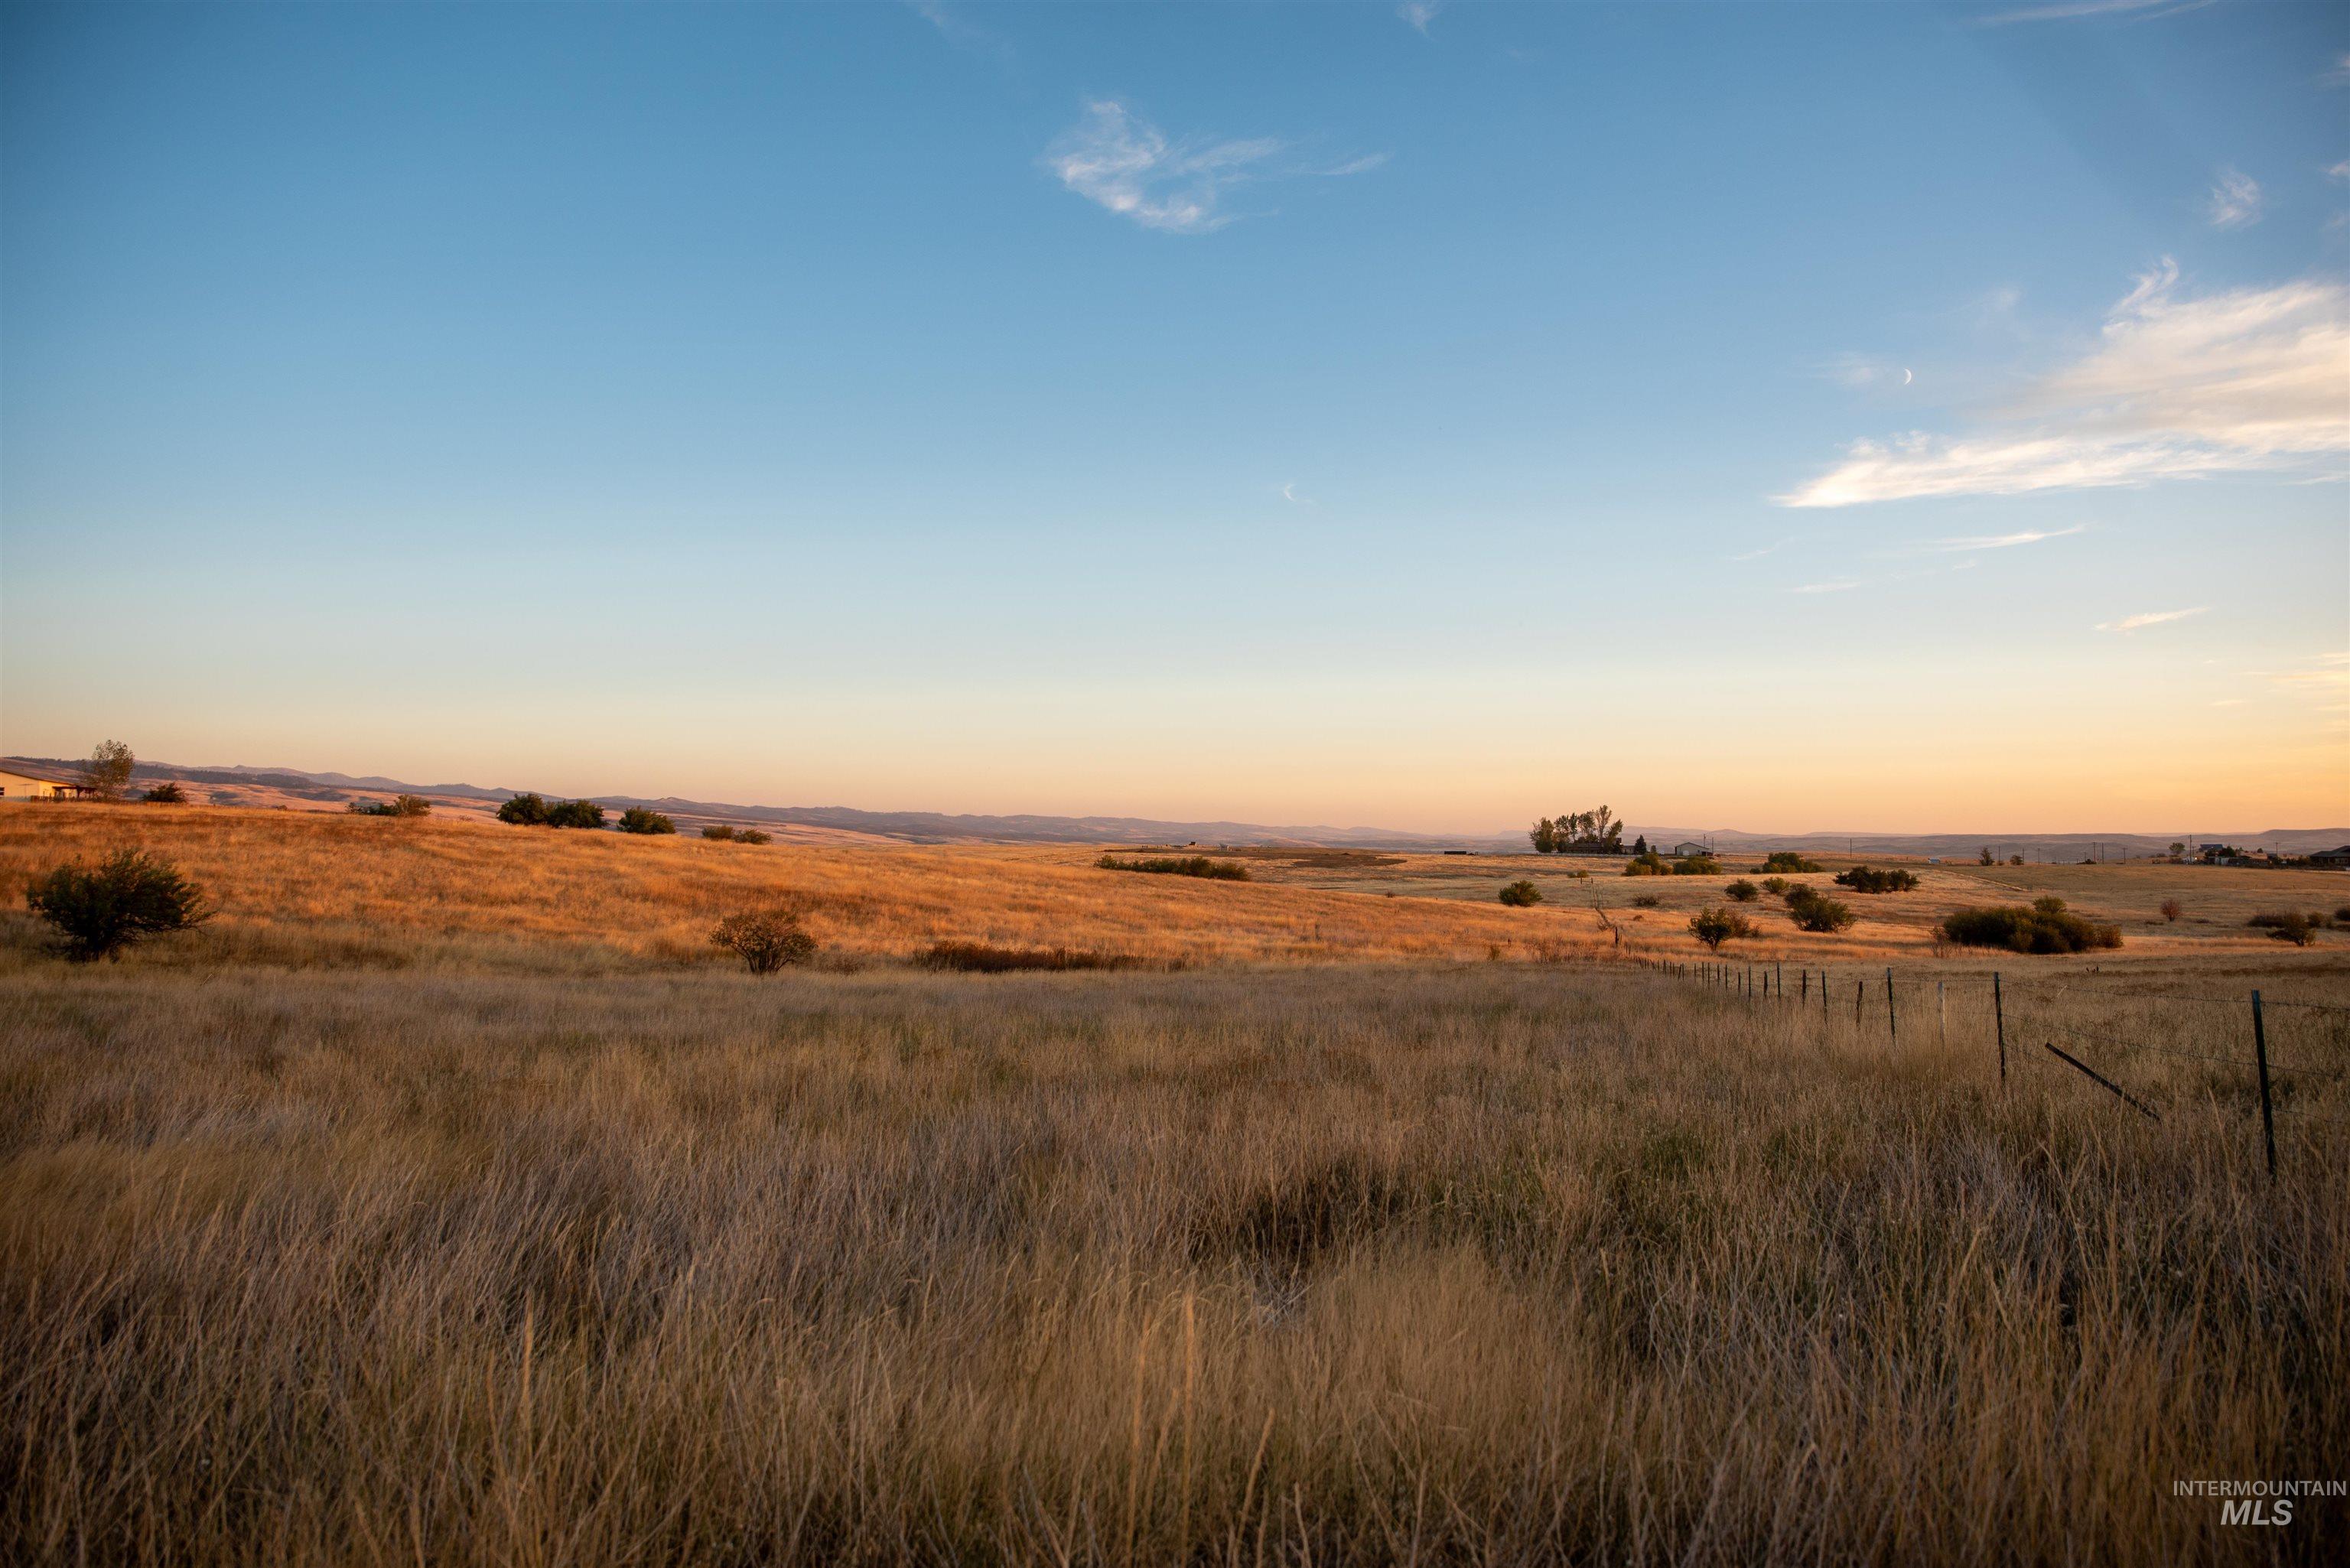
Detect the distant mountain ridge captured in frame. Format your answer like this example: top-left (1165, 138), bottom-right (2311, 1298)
top-left (9, 756), bottom-right (2345, 859)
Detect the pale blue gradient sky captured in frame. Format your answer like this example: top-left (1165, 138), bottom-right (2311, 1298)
top-left (3, 0), bottom-right (2345, 832)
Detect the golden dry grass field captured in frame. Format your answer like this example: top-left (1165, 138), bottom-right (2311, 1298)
top-left (2, 803), bottom-right (2347, 1566)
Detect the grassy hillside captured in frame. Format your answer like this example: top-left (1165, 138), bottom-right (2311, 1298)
top-left (0, 806), bottom-right (1603, 970)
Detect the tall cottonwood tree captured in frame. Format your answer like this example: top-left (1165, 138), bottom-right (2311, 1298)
top-left (81, 740), bottom-right (135, 802)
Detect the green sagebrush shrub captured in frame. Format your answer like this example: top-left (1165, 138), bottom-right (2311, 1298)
top-left (1689, 907), bottom-right (1756, 949)
top-left (710, 910), bottom-right (816, 974)
top-left (1785, 886), bottom-right (1857, 933)
top-left (25, 850), bottom-right (212, 961)
top-left (1939, 896), bottom-right (2121, 955)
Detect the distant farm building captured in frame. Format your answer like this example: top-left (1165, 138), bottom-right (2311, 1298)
top-left (0, 763), bottom-right (97, 801)
top-left (2309, 845), bottom-right (2350, 870)
top-left (1671, 841), bottom-right (1710, 857)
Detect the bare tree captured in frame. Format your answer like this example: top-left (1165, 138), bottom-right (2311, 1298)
top-left (82, 739), bottom-right (136, 802)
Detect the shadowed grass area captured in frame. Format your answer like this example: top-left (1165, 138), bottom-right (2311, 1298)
top-left (920, 940), bottom-right (1144, 973)
top-left (1094, 854), bottom-right (1251, 881)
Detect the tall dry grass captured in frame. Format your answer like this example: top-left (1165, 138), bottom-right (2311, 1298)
top-left (2, 948), bottom-right (2344, 1565)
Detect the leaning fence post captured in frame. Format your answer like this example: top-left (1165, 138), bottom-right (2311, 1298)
top-left (1938, 981), bottom-right (1947, 1049)
top-left (1801, 969), bottom-right (1808, 1003)
top-left (1885, 967), bottom-right (1896, 1044)
top-left (1993, 972), bottom-right (2007, 1088)
top-left (1854, 979), bottom-right (1863, 1027)
top-left (1775, 961), bottom-right (1783, 1002)
top-left (2043, 1042), bottom-right (2161, 1121)
top-left (2252, 990), bottom-right (2277, 1181)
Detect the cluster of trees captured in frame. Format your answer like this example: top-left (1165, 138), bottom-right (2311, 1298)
top-left (2247, 909), bottom-right (2349, 946)
top-left (701, 825), bottom-right (773, 844)
top-left (1625, 851), bottom-right (1718, 877)
top-left (1528, 807), bottom-right (1624, 855)
top-left (348, 794), bottom-right (430, 818)
top-left (496, 793), bottom-right (607, 829)
top-left (1834, 865), bottom-right (1917, 894)
top-left (618, 808), bottom-right (675, 835)
top-left (1759, 852), bottom-right (1821, 873)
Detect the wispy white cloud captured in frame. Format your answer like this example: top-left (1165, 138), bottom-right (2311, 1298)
top-left (1974, 0), bottom-right (2212, 24)
top-left (1790, 579), bottom-right (1860, 595)
top-left (1727, 538), bottom-right (1792, 562)
top-left (2096, 607), bottom-right (2206, 632)
top-left (1044, 102), bottom-right (1378, 233)
top-left (909, 2), bottom-right (1011, 63)
top-left (1926, 525), bottom-right (2085, 551)
top-left (1398, 2), bottom-right (1441, 36)
top-left (1279, 482), bottom-right (1316, 507)
top-left (2329, 161), bottom-right (2350, 182)
top-left (1815, 353), bottom-right (1912, 390)
top-left (2208, 168), bottom-right (2264, 229)
top-left (2251, 650), bottom-right (2350, 712)
top-left (1780, 260), bottom-right (2350, 506)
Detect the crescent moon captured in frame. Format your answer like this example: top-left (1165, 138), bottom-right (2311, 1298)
top-left (1902, 368), bottom-right (1914, 385)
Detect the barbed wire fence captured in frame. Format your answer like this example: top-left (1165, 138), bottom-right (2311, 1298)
top-left (1630, 952), bottom-right (2350, 1177)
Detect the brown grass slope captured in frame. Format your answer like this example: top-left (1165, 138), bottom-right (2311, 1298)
top-left (0, 806), bottom-right (1606, 969)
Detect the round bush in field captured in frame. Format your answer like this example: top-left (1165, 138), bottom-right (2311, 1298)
top-left (1689, 907), bottom-right (1756, 949)
top-left (1785, 886), bottom-right (1857, 933)
top-left (1497, 880), bottom-right (1543, 907)
top-left (24, 850), bottom-right (212, 961)
top-left (618, 807), bottom-right (676, 835)
top-left (711, 910), bottom-right (817, 974)
top-left (1723, 879), bottom-right (1759, 903)
top-left (498, 792), bottom-right (551, 825)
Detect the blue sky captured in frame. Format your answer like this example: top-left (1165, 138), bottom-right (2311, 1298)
top-left (3, 0), bottom-right (2345, 832)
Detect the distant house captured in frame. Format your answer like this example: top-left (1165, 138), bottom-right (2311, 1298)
top-left (1671, 841), bottom-right (1710, 857)
top-left (0, 763), bottom-right (97, 801)
top-left (2309, 845), bottom-right (2350, 870)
